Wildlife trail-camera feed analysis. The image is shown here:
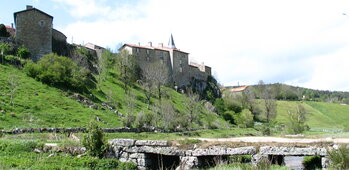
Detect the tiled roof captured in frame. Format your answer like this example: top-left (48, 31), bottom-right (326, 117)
top-left (122, 44), bottom-right (189, 54)
top-left (230, 86), bottom-right (249, 92)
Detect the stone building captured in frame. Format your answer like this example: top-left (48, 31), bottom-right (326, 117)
top-left (120, 35), bottom-right (211, 89)
top-left (14, 5), bottom-right (53, 61)
top-left (14, 5), bottom-right (67, 61)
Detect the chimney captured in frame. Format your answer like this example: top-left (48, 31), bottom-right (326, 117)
top-left (11, 23), bottom-right (13, 28)
top-left (158, 43), bottom-right (163, 48)
top-left (138, 42), bottom-right (140, 46)
top-left (148, 42), bottom-right (152, 47)
top-left (26, 5), bottom-right (33, 10)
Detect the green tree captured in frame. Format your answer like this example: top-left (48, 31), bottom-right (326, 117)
top-left (83, 121), bottom-right (107, 158)
top-left (0, 24), bottom-right (10, 37)
top-left (286, 103), bottom-right (309, 134)
top-left (234, 109), bottom-right (254, 128)
top-left (328, 145), bottom-right (349, 169)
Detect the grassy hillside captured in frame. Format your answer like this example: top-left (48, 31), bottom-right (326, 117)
top-left (275, 101), bottom-right (349, 130)
top-left (0, 63), bottom-right (227, 130)
top-left (0, 64), bottom-right (122, 129)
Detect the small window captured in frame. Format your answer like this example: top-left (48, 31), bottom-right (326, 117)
top-left (38, 20), bottom-right (45, 27)
top-left (146, 49), bottom-right (150, 55)
top-left (179, 60), bottom-right (182, 64)
top-left (147, 56), bottom-right (150, 61)
top-left (179, 67), bottom-right (183, 73)
top-left (136, 48), bottom-right (139, 53)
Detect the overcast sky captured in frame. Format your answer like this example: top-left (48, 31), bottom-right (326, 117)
top-left (2, 0), bottom-right (349, 91)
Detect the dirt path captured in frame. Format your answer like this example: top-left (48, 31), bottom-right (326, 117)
top-left (195, 137), bottom-right (349, 144)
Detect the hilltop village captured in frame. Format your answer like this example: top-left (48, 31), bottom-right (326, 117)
top-left (2, 5), bottom-right (212, 91)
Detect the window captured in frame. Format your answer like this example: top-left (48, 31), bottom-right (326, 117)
top-left (179, 67), bottom-right (183, 73)
top-left (136, 48), bottom-right (139, 53)
top-left (146, 49), bottom-right (150, 55)
top-left (38, 20), bottom-right (45, 27)
top-left (179, 60), bottom-right (182, 65)
top-left (147, 56), bottom-right (150, 61)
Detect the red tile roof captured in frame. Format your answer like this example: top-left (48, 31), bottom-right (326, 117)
top-left (122, 44), bottom-right (189, 54)
top-left (230, 86), bottom-right (249, 92)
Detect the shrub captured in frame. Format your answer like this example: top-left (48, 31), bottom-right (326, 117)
top-left (82, 121), bottom-right (107, 158)
top-left (222, 111), bottom-right (235, 124)
top-left (118, 162), bottom-right (138, 170)
top-left (234, 109), bottom-right (254, 128)
top-left (24, 53), bottom-right (88, 90)
top-left (303, 155), bottom-right (322, 169)
top-left (328, 145), bottom-right (349, 169)
top-left (17, 46), bottom-right (30, 59)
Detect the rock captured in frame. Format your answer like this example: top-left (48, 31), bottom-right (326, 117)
top-left (180, 156), bottom-right (199, 169)
top-left (135, 140), bottom-right (168, 146)
top-left (34, 148), bottom-right (42, 153)
top-left (109, 139), bottom-right (135, 147)
top-left (259, 146), bottom-right (327, 156)
top-left (226, 146), bottom-right (256, 155)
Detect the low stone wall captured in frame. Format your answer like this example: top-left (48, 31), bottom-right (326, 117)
top-left (1, 127), bottom-right (202, 135)
top-left (107, 138), bottom-right (330, 170)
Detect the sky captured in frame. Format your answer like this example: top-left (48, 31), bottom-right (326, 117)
top-left (1, 0), bottom-right (349, 91)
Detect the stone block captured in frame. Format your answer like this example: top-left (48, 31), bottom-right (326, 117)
top-left (226, 146), bottom-right (256, 155)
top-left (135, 140), bottom-right (168, 146)
top-left (109, 139), bottom-right (135, 147)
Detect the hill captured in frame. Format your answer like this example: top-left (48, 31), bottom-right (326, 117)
top-left (0, 63), bottom-right (227, 130)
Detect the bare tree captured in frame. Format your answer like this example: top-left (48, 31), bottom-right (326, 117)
top-left (95, 50), bottom-right (112, 90)
top-left (184, 88), bottom-right (201, 126)
top-left (116, 50), bottom-right (139, 93)
top-left (139, 79), bottom-right (153, 109)
top-left (7, 73), bottom-right (19, 111)
top-left (286, 103), bottom-right (309, 134)
top-left (142, 61), bottom-right (169, 101)
top-left (257, 80), bottom-right (277, 122)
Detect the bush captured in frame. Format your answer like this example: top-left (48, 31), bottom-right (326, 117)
top-left (328, 145), bottom-right (349, 169)
top-left (234, 109), bottom-right (254, 128)
top-left (17, 46), bottom-right (30, 59)
top-left (24, 53), bottom-right (88, 90)
top-left (82, 121), bottom-right (107, 158)
top-left (303, 155), bottom-right (322, 169)
top-left (118, 162), bottom-right (138, 170)
top-left (222, 111), bottom-right (235, 124)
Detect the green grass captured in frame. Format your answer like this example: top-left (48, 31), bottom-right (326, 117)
top-left (0, 64), bottom-right (228, 130)
top-left (0, 64), bottom-right (122, 129)
top-left (272, 100), bottom-right (349, 131)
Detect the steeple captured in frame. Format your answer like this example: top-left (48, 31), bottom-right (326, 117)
top-left (168, 33), bottom-right (176, 49)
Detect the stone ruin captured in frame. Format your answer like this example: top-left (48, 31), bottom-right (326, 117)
top-left (107, 138), bottom-right (329, 170)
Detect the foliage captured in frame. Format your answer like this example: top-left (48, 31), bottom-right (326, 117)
top-left (0, 24), bottom-right (10, 37)
top-left (0, 43), bottom-right (11, 64)
top-left (95, 49), bottom-right (113, 90)
top-left (203, 75), bottom-right (221, 102)
top-left (328, 145), bottom-right (349, 169)
top-left (302, 155), bottom-right (322, 170)
top-left (17, 46), bottom-right (31, 59)
top-left (286, 103), bottom-right (309, 134)
top-left (82, 121), bottom-right (107, 158)
top-left (222, 111), bottom-right (235, 124)
top-left (24, 53), bottom-right (89, 90)
top-left (234, 109), bottom-right (254, 128)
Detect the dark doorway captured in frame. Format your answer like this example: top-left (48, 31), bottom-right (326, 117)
top-left (146, 153), bottom-right (180, 170)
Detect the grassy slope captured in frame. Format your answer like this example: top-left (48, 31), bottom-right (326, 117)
top-left (275, 100), bottom-right (349, 130)
top-left (0, 64), bottom-right (227, 130)
top-left (0, 64), bottom-right (122, 129)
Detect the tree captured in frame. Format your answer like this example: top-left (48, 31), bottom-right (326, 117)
top-left (83, 121), bottom-right (107, 158)
top-left (0, 43), bottom-right (11, 64)
top-left (142, 61), bottom-right (169, 101)
top-left (286, 103), bottom-right (309, 134)
top-left (258, 80), bottom-right (277, 122)
top-left (184, 89), bottom-right (201, 126)
top-left (7, 73), bottom-right (19, 112)
top-left (116, 50), bottom-right (140, 93)
top-left (95, 49), bottom-right (112, 90)
top-left (0, 24), bottom-right (10, 37)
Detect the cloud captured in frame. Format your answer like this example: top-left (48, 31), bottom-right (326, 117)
top-left (54, 0), bottom-right (349, 91)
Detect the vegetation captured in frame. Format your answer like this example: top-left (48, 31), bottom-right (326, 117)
top-left (83, 121), bottom-right (107, 158)
top-left (24, 53), bottom-right (89, 90)
top-left (0, 24), bottom-right (10, 37)
top-left (328, 145), bottom-right (349, 169)
top-left (302, 155), bottom-right (322, 170)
